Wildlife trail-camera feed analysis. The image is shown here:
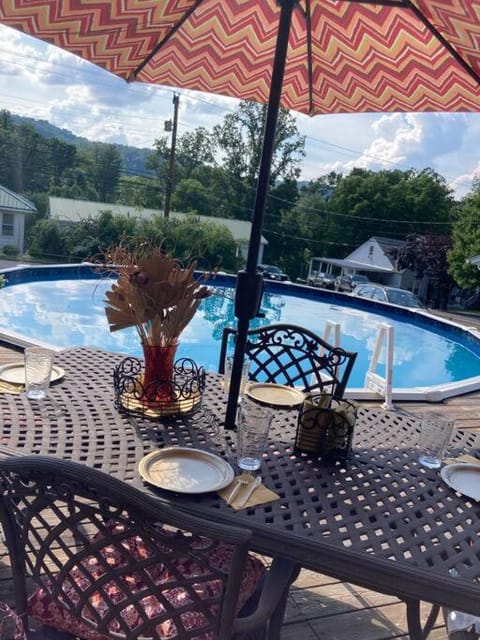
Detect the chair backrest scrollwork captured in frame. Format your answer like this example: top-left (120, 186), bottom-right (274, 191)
top-left (219, 323), bottom-right (357, 399)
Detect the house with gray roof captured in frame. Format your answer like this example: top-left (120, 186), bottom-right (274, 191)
top-left (308, 236), bottom-right (419, 292)
top-left (48, 197), bottom-right (267, 264)
top-left (0, 185), bottom-right (37, 254)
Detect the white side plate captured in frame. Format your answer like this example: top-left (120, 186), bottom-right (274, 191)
top-left (440, 463), bottom-right (480, 501)
top-left (245, 382), bottom-right (304, 407)
top-left (138, 447), bottom-right (234, 494)
top-left (0, 362), bottom-right (65, 385)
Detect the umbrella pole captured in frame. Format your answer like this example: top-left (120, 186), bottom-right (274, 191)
top-left (224, 0), bottom-right (296, 430)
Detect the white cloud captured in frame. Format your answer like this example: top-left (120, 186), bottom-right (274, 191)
top-left (1, 26), bottom-right (480, 199)
top-left (451, 164), bottom-right (480, 199)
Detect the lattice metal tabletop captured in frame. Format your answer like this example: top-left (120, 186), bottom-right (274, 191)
top-left (0, 347), bottom-right (479, 625)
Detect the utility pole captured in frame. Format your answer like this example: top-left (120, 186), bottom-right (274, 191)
top-left (164, 93), bottom-right (179, 219)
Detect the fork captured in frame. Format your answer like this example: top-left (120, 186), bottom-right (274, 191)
top-left (226, 474), bottom-right (251, 505)
top-left (236, 475), bottom-right (262, 508)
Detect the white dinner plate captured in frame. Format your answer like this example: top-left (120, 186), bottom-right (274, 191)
top-left (138, 447), bottom-right (234, 494)
top-left (440, 463), bottom-right (480, 501)
top-left (0, 362), bottom-right (65, 385)
top-left (245, 382), bottom-right (304, 408)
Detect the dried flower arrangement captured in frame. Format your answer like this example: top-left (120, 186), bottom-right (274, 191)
top-left (101, 241), bottom-right (211, 348)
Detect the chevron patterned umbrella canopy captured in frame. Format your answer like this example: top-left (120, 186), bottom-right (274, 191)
top-left (2, 0), bottom-right (480, 427)
top-left (1, 0), bottom-right (480, 114)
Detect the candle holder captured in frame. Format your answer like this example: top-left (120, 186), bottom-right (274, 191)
top-left (113, 356), bottom-right (206, 419)
top-left (295, 394), bottom-right (357, 461)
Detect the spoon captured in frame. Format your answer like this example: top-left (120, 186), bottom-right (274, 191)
top-left (237, 475), bottom-right (262, 508)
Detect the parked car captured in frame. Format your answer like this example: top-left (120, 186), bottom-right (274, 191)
top-left (354, 284), bottom-right (425, 308)
top-left (306, 271), bottom-right (335, 289)
top-left (334, 273), bottom-right (370, 292)
top-left (321, 273), bottom-right (336, 290)
top-left (257, 264), bottom-right (289, 281)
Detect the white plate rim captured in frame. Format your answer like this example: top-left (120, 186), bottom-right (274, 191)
top-left (245, 382), bottom-right (305, 407)
top-left (0, 362), bottom-right (65, 385)
top-left (440, 463), bottom-right (480, 501)
top-left (138, 447), bottom-right (234, 494)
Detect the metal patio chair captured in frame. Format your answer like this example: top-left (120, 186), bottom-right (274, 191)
top-left (0, 456), bottom-right (300, 640)
top-left (219, 323), bottom-right (357, 400)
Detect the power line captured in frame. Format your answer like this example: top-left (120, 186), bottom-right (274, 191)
top-left (0, 41), bottom-right (464, 186)
top-left (0, 109), bottom-right (457, 229)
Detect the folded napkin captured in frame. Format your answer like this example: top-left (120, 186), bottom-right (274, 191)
top-left (444, 454), bottom-right (479, 465)
top-left (0, 380), bottom-right (23, 395)
top-left (218, 474), bottom-right (279, 510)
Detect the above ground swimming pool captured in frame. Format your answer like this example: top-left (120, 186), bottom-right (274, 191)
top-left (2, 264), bottom-right (480, 398)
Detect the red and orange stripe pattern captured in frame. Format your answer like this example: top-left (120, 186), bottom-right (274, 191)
top-left (1, 0), bottom-right (479, 115)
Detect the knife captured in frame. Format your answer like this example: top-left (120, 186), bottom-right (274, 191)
top-left (237, 476), bottom-right (262, 508)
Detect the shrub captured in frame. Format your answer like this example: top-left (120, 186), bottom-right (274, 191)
top-left (2, 245), bottom-right (19, 257)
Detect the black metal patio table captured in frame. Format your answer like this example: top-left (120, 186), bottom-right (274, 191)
top-left (0, 346), bottom-right (479, 639)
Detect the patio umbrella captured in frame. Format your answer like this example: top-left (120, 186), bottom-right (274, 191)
top-left (2, 0), bottom-right (480, 428)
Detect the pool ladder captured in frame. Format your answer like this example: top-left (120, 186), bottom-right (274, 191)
top-left (322, 321), bottom-right (395, 410)
top-left (364, 323), bottom-right (395, 410)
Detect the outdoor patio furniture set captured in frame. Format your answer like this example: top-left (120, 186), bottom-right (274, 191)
top-left (0, 327), bottom-right (477, 639)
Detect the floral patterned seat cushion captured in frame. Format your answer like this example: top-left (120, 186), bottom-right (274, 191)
top-left (28, 523), bottom-right (264, 640)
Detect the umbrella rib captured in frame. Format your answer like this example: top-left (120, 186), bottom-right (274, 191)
top-left (305, 0), bottom-right (314, 115)
top-left (129, 0), bottom-right (206, 81)
top-left (405, 0), bottom-right (480, 88)
top-left (350, 0), bottom-right (480, 88)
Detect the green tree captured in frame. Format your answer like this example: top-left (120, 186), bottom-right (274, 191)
top-left (27, 219), bottom-right (68, 261)
top-left (137, 214), bottom-right (238, 272)
top-left (147, 128), bottom-right (216, 214)
top-left (85, 143), bottom-right (122, 202)
top-left (327, 168), bottom-right (453, 252)
top-left (212, 101), bottom-right (305, 220)
top-left (117, 175), bottom-right (160, 209)
top-left (449, 186), bottom-right (480, 289)
top-left (11, 123), bottom-right (49, 193)
top-left (269, 173), bottom-right (344, 278)
top-left (175, 128), bottom-right (216, 180)
top-left (195, 165), bottom-right (245, 219)
top-left (172, 178), bottom-right (211, 216)
top-left (396, 233), bottom-right (454, 309)
top-left (145, 137), bottom-right (170, 209)
top-left (50, 166), bottom-right (98, 200)
top-left (69, 210), bottom-right (140, 260)
top-left (0, 110), bottom-right (15, 189)
top-left (46, 138), bottom-right (77, 187)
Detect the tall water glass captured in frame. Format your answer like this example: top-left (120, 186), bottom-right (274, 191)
top-left (223, 355), bottom-right (250, 398)
top-left (236, 397), bottom-right (273, 471)
top-left (417, 413), bottom-right (454, 469)
top-left (24, 347), bottom-right (54, 400)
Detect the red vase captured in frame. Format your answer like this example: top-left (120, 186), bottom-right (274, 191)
top-left (141, 343), bottom-right (178, 405)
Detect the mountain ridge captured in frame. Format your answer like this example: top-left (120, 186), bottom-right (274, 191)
top-left (11, 113), bottom-right (155, 176)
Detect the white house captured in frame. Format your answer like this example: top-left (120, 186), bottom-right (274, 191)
top-left (48, 196), bottom-right (267, 264)
top-left (308, 236), bottom-right (418, 291)
top-left (0, 185), bottom-right (37, 253)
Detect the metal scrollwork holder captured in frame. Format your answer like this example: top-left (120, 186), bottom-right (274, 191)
top-left (113, 356), bottom-right (206, 419)
top-left (295, 393), bottom-right (358, 461)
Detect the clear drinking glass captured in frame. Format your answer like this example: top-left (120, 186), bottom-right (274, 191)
top-left (24, 347), bottom-right (54, 400)
top-left (417, 413), bottom-right (454, 469)
top-left (223, 356), bottom-right (250, 398)
top-left (236, 396), bottom-right (273, 471)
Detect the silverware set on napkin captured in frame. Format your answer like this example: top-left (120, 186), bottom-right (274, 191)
top-left (226, 474), bottom-right (262, 507)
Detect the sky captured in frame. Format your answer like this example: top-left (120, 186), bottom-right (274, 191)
top-left (1, 24), bottom-right (480, 200)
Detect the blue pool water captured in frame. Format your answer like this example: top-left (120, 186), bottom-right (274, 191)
top-left (2, 269), bottom-right (480, 389)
